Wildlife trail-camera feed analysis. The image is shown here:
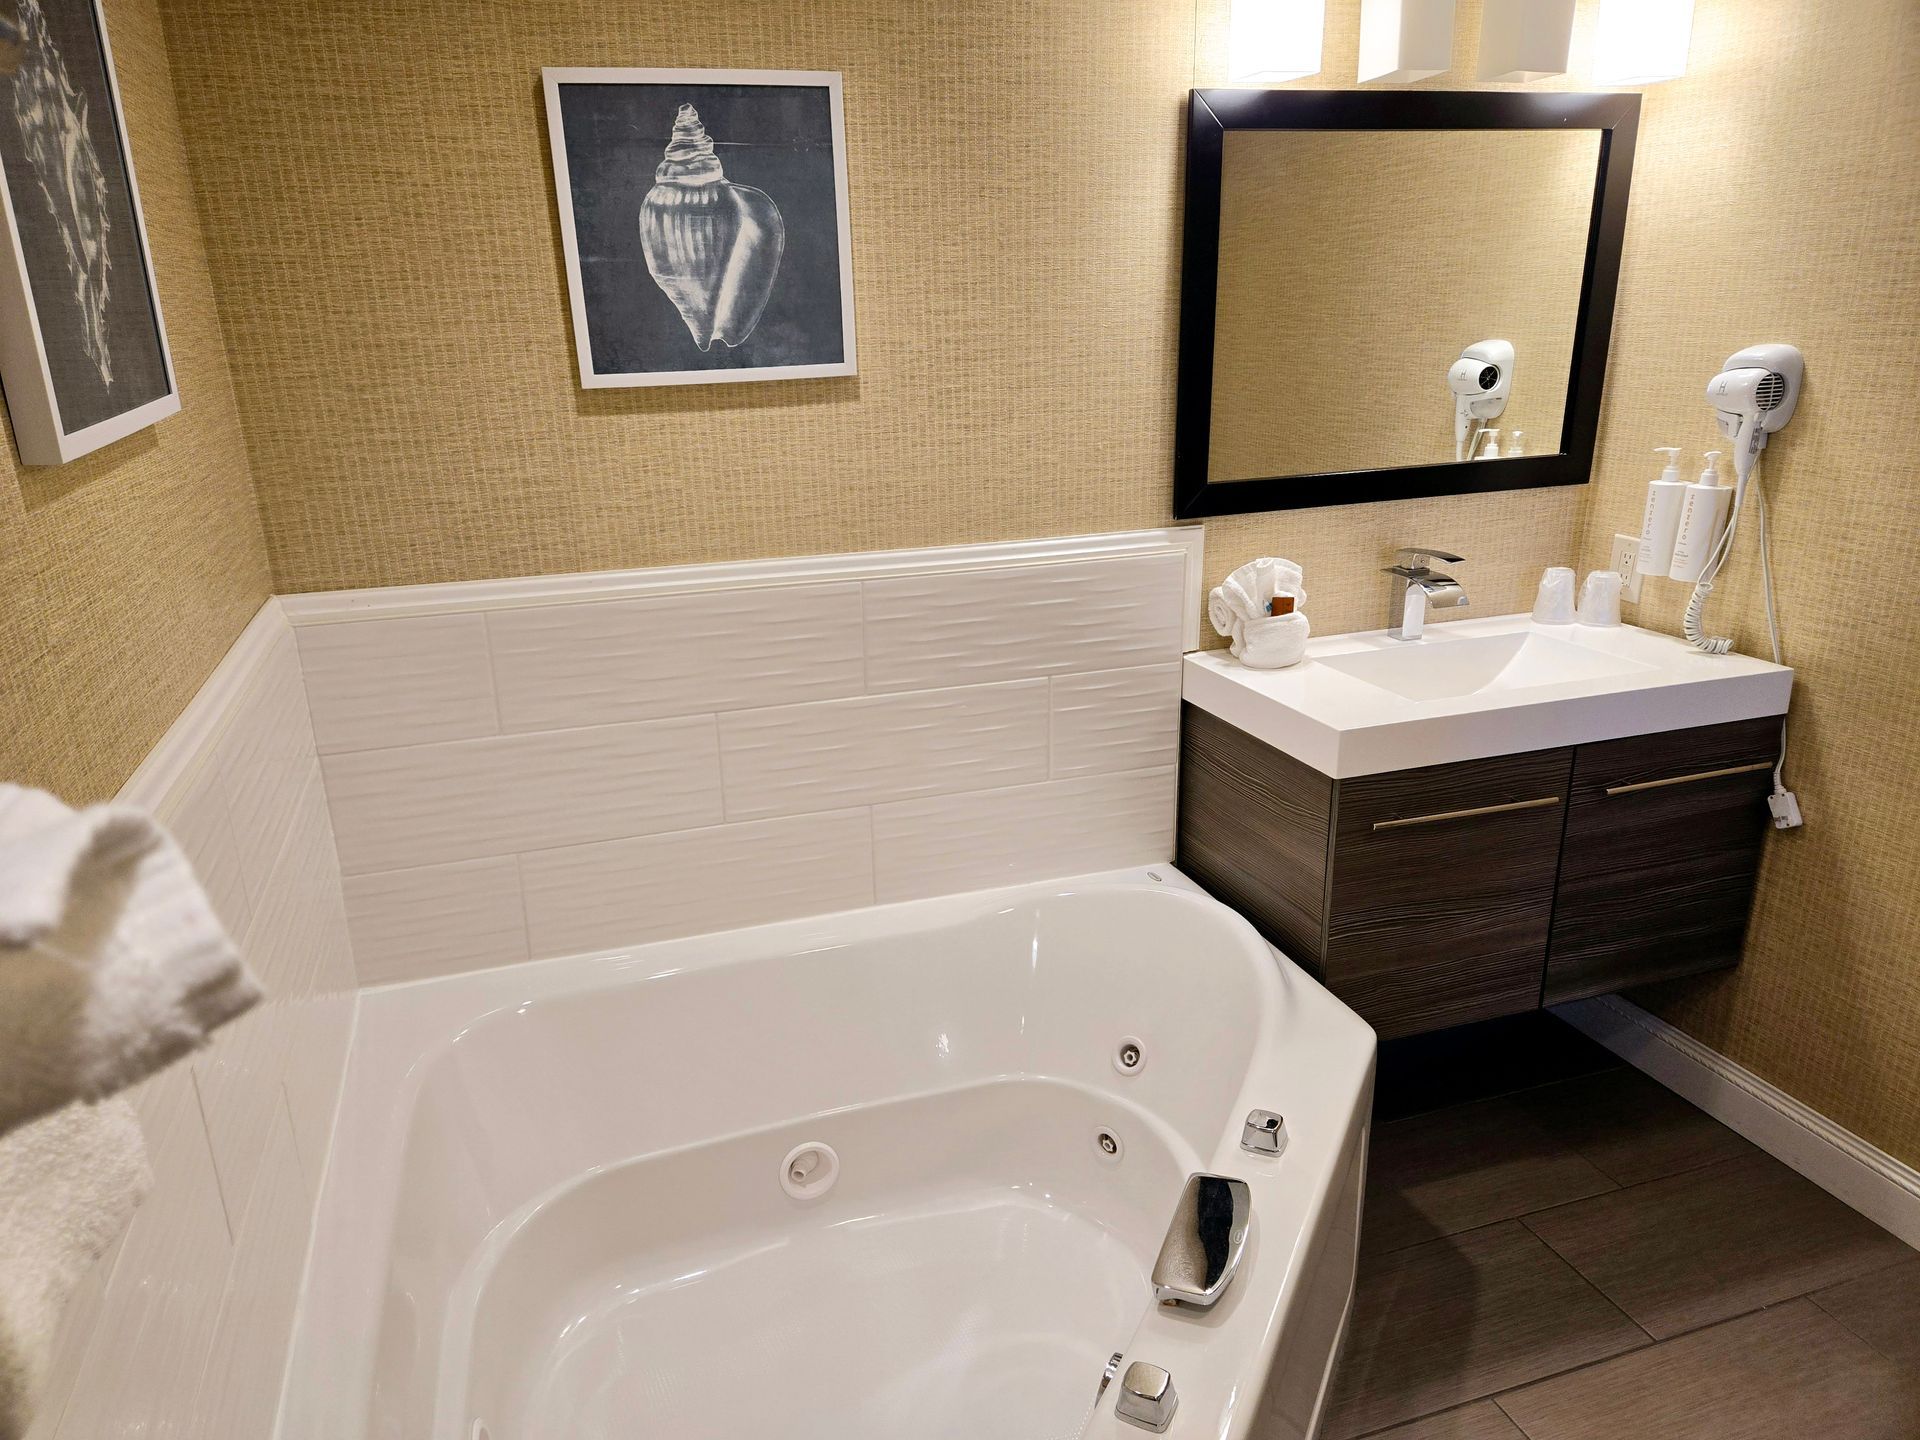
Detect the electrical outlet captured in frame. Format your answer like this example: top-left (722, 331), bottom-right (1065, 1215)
top-left (1612, 532), bottom-right (1644, 603)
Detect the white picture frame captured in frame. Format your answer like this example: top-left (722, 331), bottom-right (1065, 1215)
top-left (0, 0), bottom-right (179, 465)
top-left (542, 67), bottom-right (858, 389)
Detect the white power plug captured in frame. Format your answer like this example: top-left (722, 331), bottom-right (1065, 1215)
top-left (1769, 791), bottom-right (1803, 829)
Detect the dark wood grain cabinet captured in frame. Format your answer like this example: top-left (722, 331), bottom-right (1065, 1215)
top-left (1177, 704), bottom-right (1778, 1040)
top-left (1544, 716), bottom-right (1779, 1005)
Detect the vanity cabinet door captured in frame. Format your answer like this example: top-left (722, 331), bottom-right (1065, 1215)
top-left (1325, 747), bottom-right (1574, 1040)
top-left (1545, 716), bottom-right (1780, 1005)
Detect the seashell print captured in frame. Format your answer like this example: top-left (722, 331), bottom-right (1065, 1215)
top-left (638, 104), bottom-right (784, 352)
top-left (8, 0), bottom-right (114, 386)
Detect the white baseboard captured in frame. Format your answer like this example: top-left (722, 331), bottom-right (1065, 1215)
top-left (1553, 995), bottom-right (1920, 1250)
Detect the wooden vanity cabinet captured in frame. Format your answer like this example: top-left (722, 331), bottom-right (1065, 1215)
top-left (1177, 704), bottom-right (1778, 1040)
top-left (1543, 715), bottom-right (1780, 1005)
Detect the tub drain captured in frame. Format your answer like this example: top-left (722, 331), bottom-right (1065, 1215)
top-left (781, 1141), bottom-right (840, 1200)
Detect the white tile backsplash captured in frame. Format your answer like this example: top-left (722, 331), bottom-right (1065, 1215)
top-left (487, 583), bottom-right (865, 732)
top-left (45, 602), bottom-right (359, 1440)
top-left (197, 1105), bottom-right (313, 1438)
top-left (872, 768), bottom-right (1179, 901)
top-left (1050, 664), bottom-right (1183, 778)
top-left (52, 1068), bottom-right (232, 1439)
top-left (718, 680), bottom-right (1049, 820)
top-left (863, 552), bottom-right (1186, 693)
top-left (321, 715), bottom-right (724, 873)
top-left (520, 809), bottom-right (875, 957)
top-left (342, 856), bottom-right (529, 985)
top-left (296, 612), bottom-right (497, 754)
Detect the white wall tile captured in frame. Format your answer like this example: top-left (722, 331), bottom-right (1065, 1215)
top-left (520, 809), bottom-right (875, 958)
top-left (321, 715), bottom-right (723, 873)
top-left (156, 759), bottom-right (251, 943)
top-left (342, 856), bottom-right (528, 985)
top-left (296, 613), bottom-right (497, 754)
top-left (863, 552), bottom-right (1186, 692)
top-left (718, 681), bottom-right (1048, 821)
top-left (1050, 663), bottom-right (1182, 778)
top-left (281, 993), bottom-right (354, 1203)
top-left (218, 628), bottom-right (316, 912)
top-left (194, 1000), bottom-right (295, 1238)
top-left (197, 1104), bottom-right (310, 1440)
top-left (55, 1068), bottom-right (232, 1439)
top-left (487, 583), bottom-right (865, 733)
top-left (872, 768), bottom-right (1177, 902)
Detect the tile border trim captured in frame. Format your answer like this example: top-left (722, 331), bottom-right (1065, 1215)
top-left (1554, 995), bottom-right (1920, 1250)
top-left (277, 527), bottom-right (1209, 652)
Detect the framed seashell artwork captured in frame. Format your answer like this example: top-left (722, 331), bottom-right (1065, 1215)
top-left (0, 0), bottom-right (180, 464)
top-left (543, 68), bottom-right (857, 388)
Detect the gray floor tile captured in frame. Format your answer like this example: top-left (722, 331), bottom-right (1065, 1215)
top-left (1812, 1256), bottom-right (1920, 1373)
top-left (1321, 1221), bottom-right (1646, 1440)
top-left (1370, 1401), bottom-right (1528, 1439)
top-left (1509, 1066), bottom-right (1757, 1186)
top-left (1523, 1150), bottom-right (1914, 1338)
top-left (1363, 1092), bottom-right (1618, 1255)
top-left (1495, 1298), bottom-right (1920, 1440)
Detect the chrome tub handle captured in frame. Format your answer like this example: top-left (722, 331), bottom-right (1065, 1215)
top-left (1151, 1173), bottom-right (1250, 1309)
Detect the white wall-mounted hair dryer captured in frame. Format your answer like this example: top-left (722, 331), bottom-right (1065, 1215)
top-left (1449, 340), bottom-right (1514, 461)
top-left (1690, 343), bottom-right (1805, 828)
top-left (1706, 343), bottom-right (1804, 491)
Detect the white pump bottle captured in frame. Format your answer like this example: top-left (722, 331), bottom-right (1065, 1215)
top-left (1636, 446), bottom-right (1687, 577)
top-left (1668, 451), bottom-right (1731, 582)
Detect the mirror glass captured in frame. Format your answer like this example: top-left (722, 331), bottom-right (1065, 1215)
top-left (1206, 128), bottom-right (1601, 485)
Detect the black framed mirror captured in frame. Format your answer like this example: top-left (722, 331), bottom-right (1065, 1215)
top-left (1174, 90), bottom-right (1639, 520)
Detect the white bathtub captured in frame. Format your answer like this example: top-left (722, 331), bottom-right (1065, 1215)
top-left (279, 868), bottom-right (1374, 1440)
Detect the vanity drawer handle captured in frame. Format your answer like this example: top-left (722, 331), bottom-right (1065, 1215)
top-left (1372, 795), bottom-right (1562, 830)
top-left (1603, 760), bottom-right (1773, 797)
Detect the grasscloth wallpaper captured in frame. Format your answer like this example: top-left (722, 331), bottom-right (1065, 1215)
top-left (1573, 0), bottom-right (1920, 1170)
top-left (0, 0), bottom-right (268, 804)
top-left (6, 0), bottom-right (1907, 1165)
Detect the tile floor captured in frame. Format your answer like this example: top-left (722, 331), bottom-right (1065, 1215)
top-left (1321, 1041), bottom-right (1920, 1439)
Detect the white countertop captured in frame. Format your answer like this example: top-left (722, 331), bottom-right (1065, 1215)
top-left (1183, 613), bottom-right (1793, 778)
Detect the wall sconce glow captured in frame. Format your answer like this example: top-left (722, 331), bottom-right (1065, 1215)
top-left (1228, 0), bottom-right (1327, 83)
top-left (1593, 0), bottom-right (1696, 85)
top-left (1476, 0), bottom-right (1575, 82)
top-left (1357, 0), bottom-right (1457, 84)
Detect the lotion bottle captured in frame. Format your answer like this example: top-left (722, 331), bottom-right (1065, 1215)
top-left (1636, 446), bottom-right (1687, 577)
top-left (1669, 450), bottom-right (1732, 582)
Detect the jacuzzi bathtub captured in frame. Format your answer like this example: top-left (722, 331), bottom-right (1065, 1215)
top-left (279, 868), bottom-right (1375, 1440)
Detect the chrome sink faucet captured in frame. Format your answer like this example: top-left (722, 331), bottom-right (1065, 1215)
top-left (1384, 546), bottom-right (1468, 641)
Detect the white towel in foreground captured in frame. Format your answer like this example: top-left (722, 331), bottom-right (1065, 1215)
top-left (0, 784), bottom-right (261, 1134)
top-left (0, 1099), bottom-right (151, 1440)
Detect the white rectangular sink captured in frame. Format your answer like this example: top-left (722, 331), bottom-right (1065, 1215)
top-left (1184, 614), bottom-right (1792, 778)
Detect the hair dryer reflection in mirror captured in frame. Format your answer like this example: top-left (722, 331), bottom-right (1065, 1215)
top-left (1448, 339), bottom-right (1514, 461)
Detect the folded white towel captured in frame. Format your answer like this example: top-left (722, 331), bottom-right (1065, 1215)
top-left (0, 1098), bottom-right (151, 1440)
top-left (1209, 557), bottom-right (1309, 659)
top-left (0, 786), bottom-right (261, 1138)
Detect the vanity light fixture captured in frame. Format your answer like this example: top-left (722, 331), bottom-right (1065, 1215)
top-left (1476, 0), bottom-right (1575, 83)
top-left (1593, 0), bottom-right (1696, 85)
top-left (1227, 0), bottom-right (1326, 83)
top-left (1357, 0), bottom-right (1456, 84)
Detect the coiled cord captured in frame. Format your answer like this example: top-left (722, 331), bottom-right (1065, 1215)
top-left (1683, 458), bottom-right (1793, 801)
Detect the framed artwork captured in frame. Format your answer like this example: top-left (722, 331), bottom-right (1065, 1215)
top-left (542, 67), bottom-right (857, 388)
top-left (0, 0), bottom-right (178, 465)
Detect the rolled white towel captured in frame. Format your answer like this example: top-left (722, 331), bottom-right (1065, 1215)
top-left (0, 786), bottom-right (261, 1138)
top-left (0, 1098), bottom-right (150, 1440)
